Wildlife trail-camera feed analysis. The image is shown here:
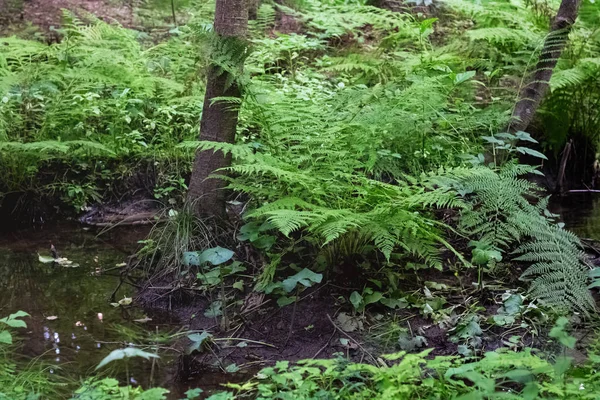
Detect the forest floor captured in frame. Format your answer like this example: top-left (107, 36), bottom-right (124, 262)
top-left (0, 0), bottom-right (134, 36)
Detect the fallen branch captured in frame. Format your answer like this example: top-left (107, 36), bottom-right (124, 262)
top-left (312, 329), bottom-right (336, 359)
top-left (326, 313), bottom-right (378, 365)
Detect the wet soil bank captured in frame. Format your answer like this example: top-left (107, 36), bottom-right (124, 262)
top-left (1, 194), bottom-right (599, 398)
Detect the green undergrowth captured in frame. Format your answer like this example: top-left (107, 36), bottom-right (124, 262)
top-left (0, 11), bottom-right (207, 210)
top-left (4, 307), bottom-right (600, 399)
top-left (172, 0), bottom-right (599, 313)
top-left (199, 340), bottom-right (600, 400)
top-left (0, 311), bottom-right (65, 399)
top-left (3, 0), bottom-right (600, 397)
top-left (67, 322), bottom-right (600, 399)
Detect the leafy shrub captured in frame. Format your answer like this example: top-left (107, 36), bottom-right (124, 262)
top-left (0, 13), bottom-right (204, 208)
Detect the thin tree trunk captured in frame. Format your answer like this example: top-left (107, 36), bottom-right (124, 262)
top-left (556, 139), bottom-right (572, 193)
top-left (187, 0), bottom-right (248, 217)
top-left (509, 0), bottom-right (582, 133)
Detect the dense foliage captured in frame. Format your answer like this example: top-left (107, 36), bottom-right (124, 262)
top-left (1, 0), bottom-right (600, 398)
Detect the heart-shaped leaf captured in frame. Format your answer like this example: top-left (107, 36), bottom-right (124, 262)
top-left (281, 269), bottom-right (322, 293)
top-left (96, 347), bottom-right (159, 370)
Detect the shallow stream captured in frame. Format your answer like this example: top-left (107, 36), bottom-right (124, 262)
top-left (1, 193), bottom-right (599, 398)
top-left (0, 223), bottom-right (191, 397)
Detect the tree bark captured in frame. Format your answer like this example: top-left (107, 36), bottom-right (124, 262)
top-left (509, 0), bottom-right (582, 133)
top-left (187, 0), bottom-right (248, 218)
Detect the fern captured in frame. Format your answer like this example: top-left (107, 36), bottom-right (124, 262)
top-left (516, 224), bottom-right (595, 315)
top-left (249, 3), bottom-right (277, 38)
top-left (426, 163), bottom-right (595, 313)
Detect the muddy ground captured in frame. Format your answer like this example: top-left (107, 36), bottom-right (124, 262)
top-left (140, 270), bottom-right (552, 380)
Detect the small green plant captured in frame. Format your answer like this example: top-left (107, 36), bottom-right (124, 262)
top-left (262, 268), bottom-right (323, 307)
top-left (71, 378), bottom-right (169, 400)
top-left (0, 311), bottom-right (28, 345)
top-left (183, 246), bottom-right (240, 328)
top-left (93, 347), bottom-right (160, 399)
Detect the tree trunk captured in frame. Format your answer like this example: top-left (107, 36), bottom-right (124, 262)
top-left (187, 0), bottom-right (248, 218)
top-left (508, 0), bottom-right (581, 133)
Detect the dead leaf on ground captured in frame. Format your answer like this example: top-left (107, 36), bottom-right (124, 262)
top-left (336, 312), bottom-right (363, 333)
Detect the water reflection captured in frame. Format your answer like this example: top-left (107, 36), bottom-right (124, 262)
top-left (0, 223), bottom-right (176, 389)
top-left (550, 194), bottom-right (600, 240)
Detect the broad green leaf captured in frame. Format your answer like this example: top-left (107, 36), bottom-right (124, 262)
top-left (253, 235), bottom-right (276, 250)
top-left (501, 369), bottom-right (534, 383)
top-left (495, 132), bottom-right (517, 140)
top-left (237, 222), bottom-right (260, 242)
top-left (277, 296), bottom-right (296, 307)
top-left (225, 363), bottom-right (240, 373)
top-left (554, 356), bottom-right (573, 376)
top-left (198, 247), bottom-right (234, 265)
top-left (457, 345), bottom-right (472, 356)
top-left (183, 251), bottom-right (200, 266)
top-left (549, 317), bottom-right (576, 348)
top-left (349, 291), bottom-right (363, 310)
top-left (516, 147), bottom-right (548, 160)
top-left (187, 331), bottom-right (212, 354)
top-left (335, 312), bottom-right (362, 332)
top-left (281, 268), bottom-right (322, 293)
top-left (197, 268), bottom-right (222, 286)
top-left (589, 268), bottom-right (600, 278)
top-left (0, 311), bottom-right (29, 328)
top-left (514, 131), bottom-right (538, 143)
top-left (398, 333), bottom-right (427, 351)
top-left (96, 347), bottom-right (159, 370)
top-left (380, 297), bottom-right (408, 309)
top-left (454, 70), bottom-right (476, 85)
top-left (137, 388), bottom-right (170, 399)
top-left (222, 262), bottom-right (246, 275)
top-left (185, 388), bottom-right (203, 399)
top-left (481, 136), bottom-right (505, 145)
top-left (588, 280), bottom-right (600, 289)
top-left (0, 331), bottom-right (12, 344)
top-left (471, 247), bottom-right (502, 265)
top-left (454, 318), bottom-right (482, 340)
top-left (364, 291), bottom-right (383, 305)
top-left (492, 314), bottom-right (515, 326)
top-left (502, 294), bottom-right (523, 315)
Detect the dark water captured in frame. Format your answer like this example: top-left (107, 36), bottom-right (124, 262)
top-left (550, 193), bottom-right (600, 240)
top-left (0, 223), bottom-right (183, 395)
top-left (0, 222), bottom-right (256, 399)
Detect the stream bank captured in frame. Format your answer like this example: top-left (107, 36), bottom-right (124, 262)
top-left (0, 192), bottom-right (599, 398)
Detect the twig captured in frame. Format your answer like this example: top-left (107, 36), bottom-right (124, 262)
top-left (239, 298), bottom-right (272, 315)
top-left (312, 329), bottom-right (336, 359)
top-left (326, 314), bottom-right (378, 365)
top-left (284, 288), bottom-right (300, 347)
top-left (213, 337), bottom-right (277, 348)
